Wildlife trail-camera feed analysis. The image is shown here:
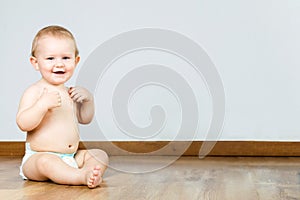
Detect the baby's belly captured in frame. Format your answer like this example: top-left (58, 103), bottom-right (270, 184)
top-left (27, 120), bottom-right (80, 154)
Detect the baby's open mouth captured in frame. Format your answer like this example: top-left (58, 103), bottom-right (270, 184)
top-left (53, 70), bottom-right (65, 74)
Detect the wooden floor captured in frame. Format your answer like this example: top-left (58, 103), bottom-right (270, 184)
top-left (0, 156), bottom-right (300, 200)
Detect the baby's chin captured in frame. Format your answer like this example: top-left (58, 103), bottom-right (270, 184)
top-left (48, 74), bottom-right (72, 85)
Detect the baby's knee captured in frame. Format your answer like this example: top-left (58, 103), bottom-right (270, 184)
top-left (89, 149), bottom-right (109, 164)
top-left (22, 153), bottom-right (59, 180)
top-left (99, 149), bottom-right (109, 164)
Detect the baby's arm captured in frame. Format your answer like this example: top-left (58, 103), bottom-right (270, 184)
top-left (69, 87), bottom-right (94, 124)
top-left (16, 87), bottom-right (61, 131)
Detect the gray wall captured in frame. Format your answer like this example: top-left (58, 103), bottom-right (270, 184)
top-left (1, 0), bottom-right (300, 141)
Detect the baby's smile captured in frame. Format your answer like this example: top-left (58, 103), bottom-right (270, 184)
top-left (53, 69), bottom-right (66, 74)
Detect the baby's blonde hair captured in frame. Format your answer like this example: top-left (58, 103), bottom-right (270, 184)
top-left (31, 25), bottom-right (79, 57)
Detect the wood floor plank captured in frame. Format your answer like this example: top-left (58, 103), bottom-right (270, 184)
top-left (250, 166), bottom-right (300, 199)
top-left (1, 156), bottom-right (300, 200)
top-left (217, 169), bottom-right (258, 200)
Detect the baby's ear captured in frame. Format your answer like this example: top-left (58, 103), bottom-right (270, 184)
top-left (75, 56), bottom-right (80, 65)
top-left (30, 56), bottom-right (39, 70)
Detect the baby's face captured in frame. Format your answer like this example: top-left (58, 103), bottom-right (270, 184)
top-left (31, 36), bottom-right (79, 86)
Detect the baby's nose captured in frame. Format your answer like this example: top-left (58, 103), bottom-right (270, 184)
top-left (54, 59), bottom-right (64, 66)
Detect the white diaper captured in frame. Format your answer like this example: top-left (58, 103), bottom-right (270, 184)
top-left (20, 143), bottom-right (78, 179)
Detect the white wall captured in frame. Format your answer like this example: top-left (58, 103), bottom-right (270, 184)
top-left (1, 0), bottom-right (300, 141)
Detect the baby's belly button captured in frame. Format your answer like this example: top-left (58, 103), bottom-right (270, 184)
top-left (68, 144), bottom-right (76, 151)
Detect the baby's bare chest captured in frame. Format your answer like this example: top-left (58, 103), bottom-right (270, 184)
top-left (46, 93), bottom-right (77, 120)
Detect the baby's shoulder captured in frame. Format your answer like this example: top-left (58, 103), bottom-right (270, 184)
top-left (22, 83), bottom-right (43, 98)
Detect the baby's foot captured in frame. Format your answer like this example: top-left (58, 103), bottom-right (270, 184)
top-left (86, 166), bottom-right (102, 188)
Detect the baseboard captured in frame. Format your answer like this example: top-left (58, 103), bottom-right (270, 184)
top-left (1, 141), bottom-right (300, 156)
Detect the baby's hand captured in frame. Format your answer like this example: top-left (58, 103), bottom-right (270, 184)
top-left (39, 88), bottom-right (61, 109)
top-left (68, 86), bottom-right (93, 104)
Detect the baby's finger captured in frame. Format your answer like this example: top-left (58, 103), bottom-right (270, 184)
top-left (74, 94), bottom-right (87, 103)
top-left (58, 93), bottom-right (62, 105)
top-left (56, 97), bottom-right (62, 107)
top-left (68, 86), bottom-right (77, 94)
top-left (70, 93), bottom-right (82, 102)
top-left (70, 90), bottom-right (81, 99)
top-left (69, 89), bottom-right (80, 99)
top-left (52, 92), bottom-right (61, 107)
top-left (76, 96), bottom-right (86, 103)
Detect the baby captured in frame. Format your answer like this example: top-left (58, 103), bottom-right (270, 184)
top-left (16, 25), bottom-right (108, 188)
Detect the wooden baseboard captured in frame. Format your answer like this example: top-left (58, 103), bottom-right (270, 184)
top-left (1, 141), bottom-right (300, 156)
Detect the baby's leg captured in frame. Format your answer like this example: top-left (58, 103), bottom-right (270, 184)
top-left (22, 153), bottom-right (98, 187)
top-left (75, 149), bottom-right (109, 188)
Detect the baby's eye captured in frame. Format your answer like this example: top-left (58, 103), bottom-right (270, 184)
top-left (62, 56), bottom-right (71, 60)
top-left (46, 57), bottom-right (54, 60)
